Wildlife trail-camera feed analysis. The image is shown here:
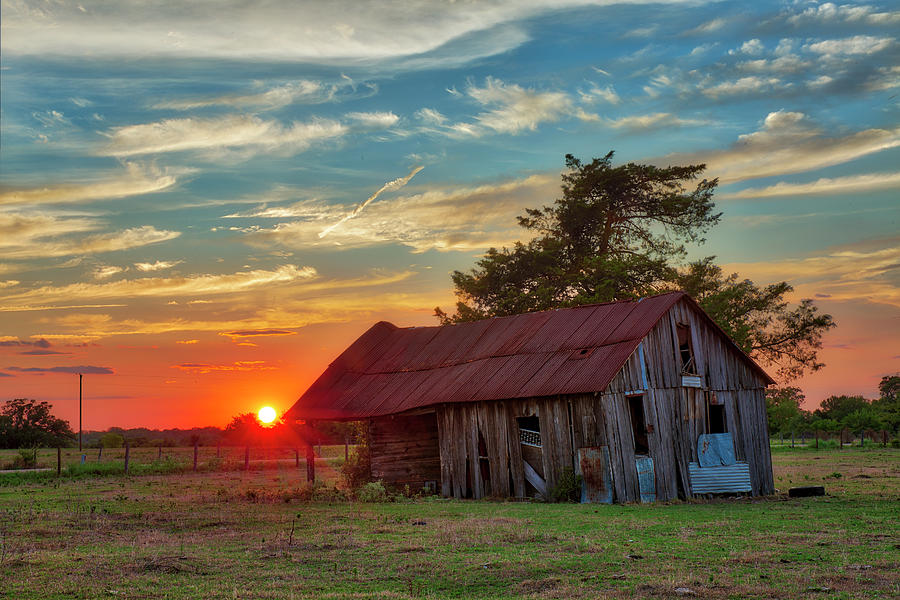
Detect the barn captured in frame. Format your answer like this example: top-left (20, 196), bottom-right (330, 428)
top-left (285, 291), bottom-right (775, 503)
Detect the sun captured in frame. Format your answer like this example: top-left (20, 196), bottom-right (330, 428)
top-left (258, 406), bottom-right (277, 424)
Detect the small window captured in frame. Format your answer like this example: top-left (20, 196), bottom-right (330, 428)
top-left (517, 415), bottom-right (541, 447)
top-left (676, 323), bottom-right (696, 375)
top-left (627, 395), bottom-right (650, 455)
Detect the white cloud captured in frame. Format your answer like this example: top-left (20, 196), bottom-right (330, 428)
top-left (668, 110), bottom-right (900, 183)
top-left (101, 115), bottom-right (348, 158)
top-left (0, 1), bottom-right (677, 68)
top-left (93, 265), bottom-right (127, 279)
top-left (683, 17), bottom-right (728, 35)
top-left (605, 112), bottom-right (701, 130)
top-left (703, 76), bottom-right (781, 98)
top-left (134, 260), bottom-right (183, 272)
top-left (449, 77), bottom-right (575, 137)
top-left (805, 35), bottom-right (893, 57)
top-left (720, 172), bottom-right (900, 199)
top-left (787, 3), bottom-right (900, 26)
top-left (416, 108), bottom-right (448, 126)
top-left (0, 162), bottom-right (181, 206)
top-left (579, 84), bottom-right (620, 104)
top-left (345, 111), bottom-right (400, 128)
top-left (737, 39), bottom-right (765, 55)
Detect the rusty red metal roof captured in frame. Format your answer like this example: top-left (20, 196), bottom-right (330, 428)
top-left (286, 291), bottom-right (772, 420)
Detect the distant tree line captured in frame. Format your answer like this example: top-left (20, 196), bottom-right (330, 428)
top-left (766, 375), bottom-right (900, 439)
top-left (0, 399), bottom-right (365, 450)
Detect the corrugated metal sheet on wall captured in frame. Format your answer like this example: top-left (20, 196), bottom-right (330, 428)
top-left (688, 462), bottom-right (752, 494)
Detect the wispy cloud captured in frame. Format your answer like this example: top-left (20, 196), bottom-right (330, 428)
top-left (247, 173), bottom-right (556, 252)
top-left (0, 213), bottom-right (180, 259)
top-left (723, 238), bottom-right (900, 308)
top-left (319, 165), bottom-right (424, 238)
top-left (0, 265), bottom-right (318, 309)
top-left (134, 260), bottom-right (183, 272)
top-left (101, 115), bottom-right (349, 158)
top-left (150, 80), bottom-right (373, 111)
top-left (220, 329), bottom-right (296, 338)
top-left (721, 172), bottom-right (900, 199)
top-left (669, 110), bottom-right (900, 183)
top-left (605, 112), bottom-right (702, 130)
top-left (454, 77), bottom-right (575, 137)
top-left (0, 163), bottom-right (181, 206)
top-left (172, 361), bottom-right (275, 374)
top-left (787, 4), bottom-right (900, 26)
top-left (6, 365), bottom-right (113, 374)
top-left (804, 35), bottom-right (894, 58)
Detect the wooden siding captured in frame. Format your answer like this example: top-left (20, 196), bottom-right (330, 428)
top-left (369, 413), bottom-right (441, 488)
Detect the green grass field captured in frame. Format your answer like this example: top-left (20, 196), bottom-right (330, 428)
top-left (1, 446), bottom-right (897, 599)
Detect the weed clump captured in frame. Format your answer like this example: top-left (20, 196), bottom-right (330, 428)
top-left (356, 481), bottom-right (388, 503)
top-left (546, 467), bottom-right (583, 503)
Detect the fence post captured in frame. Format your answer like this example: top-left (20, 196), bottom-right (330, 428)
top-left (57, 447), bottom-right (61, 476)
top-left (216, 444), bottom-right (221, 458)
top-left (294, 448), bottom-right (299, 468)
top-left (244, 446), bottom-right (250, 470)
top-left (193, 441), bottom-right (199, 471)
top-left (124, 440), bottom-right (130, 474)
top-left (815, 430), bottom-right (819, 450)
top-left (158, 445), bottom-right (162, 460)
top-left (305, 442), bottom-right (315, 483)
top-left (345, 435), bottom-right (349, 461)
top-left (884, 430), bottom-right (888, 447)
top-left (98, 446), bottom-right (103, 460)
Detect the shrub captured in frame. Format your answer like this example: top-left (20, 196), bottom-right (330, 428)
top-left (341, 444), bottom-right (371, 490)
top-left (546, 467), bottom-right (583, 503)
top-left (357, 481), bottom-right (388, 503)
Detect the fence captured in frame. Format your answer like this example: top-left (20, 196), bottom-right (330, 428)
top-left (0, 443), bottom-right (351, 482)
top-left (770, 428), bottom-right (892, 449)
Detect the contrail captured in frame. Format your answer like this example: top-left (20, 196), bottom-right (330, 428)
top-left (318, 165), bottom-right (424, 238)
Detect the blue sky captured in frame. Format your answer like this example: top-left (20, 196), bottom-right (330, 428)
top-left (1, 0), bottom-right (898, 427)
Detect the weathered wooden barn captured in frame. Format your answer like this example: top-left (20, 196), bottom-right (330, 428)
top-left (286, 292), bottom-right (775, 502)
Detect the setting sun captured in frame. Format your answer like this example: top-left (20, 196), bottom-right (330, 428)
top-left (258, 406), bottom-right (277, 424)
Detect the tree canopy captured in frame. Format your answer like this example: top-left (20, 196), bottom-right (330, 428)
top-left (0, 398), bottom-right (75, 448)
top-left (436, 152), bottom-right (834, 382)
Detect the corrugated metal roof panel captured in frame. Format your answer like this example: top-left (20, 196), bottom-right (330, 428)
top-left (289, 291), bottom-right (772, 420)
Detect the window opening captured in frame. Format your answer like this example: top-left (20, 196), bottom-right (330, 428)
top-left (707, 400), bottom-right (726, 434)
top-left (627, 395), bottom-right (650, 455)
top-left (676, 323), bottom-right (696, 375)
top-left (517, 415), bottom-right (541, 447)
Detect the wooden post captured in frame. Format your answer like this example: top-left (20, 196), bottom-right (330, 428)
top-left (815, 429), bottom-right (819, 450)
top-left (840, 428), bottom-right (844, 448)
top-left (124, 440), bottom-right (130, 474)
top-left (305, 442), bottom-right (315, 483)
top-left (859, 430), bottom-right (864, 447)
top-left (158, 445), bottom-right (162, 460)
top-left (98, 446), bottom-right (103, 460)
top-left (193, 442), bottom-right (199, 471)
top-left (884, 430), bottom-right (888, 447)
top-left (294, 448), bottom-right (299, 468)
top-left (244, 446), bottom-right (250, 470)
top-left (791, 431), bottom-right (794, 448)
top-left (345, 435), bottom-right (349, 461)
top-left (33, 447), bottom-right (37, 467)
top-left (216, 444), bottom-right (221, 458)
top-left (57, 447), bottom-right (61, 476)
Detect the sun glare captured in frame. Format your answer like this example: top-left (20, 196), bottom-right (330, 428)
top-left (258, 406), bottom-right (277, 424)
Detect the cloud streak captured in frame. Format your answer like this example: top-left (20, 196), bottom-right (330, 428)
top-left (0, 163), bottom-right (180, 206)
top-left (319, 165), bottom-right (424, 238)
top-left (721, 172), bottom-right (900, 199)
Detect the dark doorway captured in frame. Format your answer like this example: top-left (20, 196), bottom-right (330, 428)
top-left (627, 395), bottom-right (649, 455)
top-left (708, 403), bottom-right (726, 434)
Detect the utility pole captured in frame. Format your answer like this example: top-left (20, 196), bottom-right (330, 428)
top-left (79, 373), bottom-right (83, 452)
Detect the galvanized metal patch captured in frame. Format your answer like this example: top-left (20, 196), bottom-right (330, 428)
top-left (688, 461), bottom-right (752, 494)
top-left (577, 446), bottom-right (613, 504)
